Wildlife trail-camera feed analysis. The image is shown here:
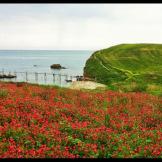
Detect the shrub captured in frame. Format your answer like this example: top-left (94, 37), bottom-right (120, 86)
top-left (0, 89), bottom-right (8, 98)
top-left (131, 83), bottom-right (147, 92)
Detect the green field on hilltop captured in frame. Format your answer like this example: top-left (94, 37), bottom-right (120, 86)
top-left (84, 44), bottom-right (162, 96)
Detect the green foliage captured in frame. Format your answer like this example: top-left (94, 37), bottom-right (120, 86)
top-left (84, 44), bottom-right (162, 95)
top-left (4, 128), bottom-right (28, 142)
top-left (102, 100), bottom-right (109, 110)
top-left (104, 114), bottom-right (110, 128)
top-left (0, 89), bottom-right (8, 98)
top-left (68, 136), bottom-right (82, 145)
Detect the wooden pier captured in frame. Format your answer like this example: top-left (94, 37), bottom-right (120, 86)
top-left (0, 70), bottom-right (84, 85)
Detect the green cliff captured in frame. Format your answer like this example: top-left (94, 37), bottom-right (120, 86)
top-left (84, 44), bottom-right (162, 95)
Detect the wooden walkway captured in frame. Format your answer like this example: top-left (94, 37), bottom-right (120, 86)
top-left (0, 70), bottom-right (84, 85)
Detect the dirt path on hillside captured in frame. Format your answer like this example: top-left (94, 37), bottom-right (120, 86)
top-left (94, 55), bottom-right (140, 80)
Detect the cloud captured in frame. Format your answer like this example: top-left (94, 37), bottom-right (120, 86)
top-left (0, 4), bottom-right (162, 50)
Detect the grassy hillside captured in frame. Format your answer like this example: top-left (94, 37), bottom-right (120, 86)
top-left (84, 44), bottom-right (162, 96)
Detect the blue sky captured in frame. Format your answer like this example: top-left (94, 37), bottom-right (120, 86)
top-left (0, 4), bottom-right (162, 50)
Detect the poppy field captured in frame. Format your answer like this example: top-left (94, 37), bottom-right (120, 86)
top-left (0, 81), bottom-right (162, 158)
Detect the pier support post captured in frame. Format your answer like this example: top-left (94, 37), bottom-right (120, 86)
top-left (44, 73), bottom-right (47, 83)
top-left (53, 74), bottom-right (55, 83)
top-left (14, 71), bottom-right (16, 82)
top-left (25, 72), bottom-right (28, 82)
top-left (59, 74), bottom-right (61, 85)
top-left (35, 72), bottom-right (38, 83)
top-left (8, 71), bottom-right (11, 81)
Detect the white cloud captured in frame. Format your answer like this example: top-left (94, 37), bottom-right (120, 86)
top-left (0, 4), bottom-right (162, 50)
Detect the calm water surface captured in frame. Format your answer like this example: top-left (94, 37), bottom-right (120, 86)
top-left (0, 50), bottom-right (93, 86)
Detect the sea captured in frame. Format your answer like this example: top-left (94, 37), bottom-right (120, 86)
top-left (0, 50), bottom-right (93, 87)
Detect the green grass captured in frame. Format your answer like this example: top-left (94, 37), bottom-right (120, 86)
top-left (84, 43), bottom-right (162, 96)
top-left (0, 89), bottom-right (8, 98)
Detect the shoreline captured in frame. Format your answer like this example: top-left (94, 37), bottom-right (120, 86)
top-left (0, 80), bottom-right (107, 90)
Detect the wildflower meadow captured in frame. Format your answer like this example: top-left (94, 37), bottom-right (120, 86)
top-left (0, 82), bottom-right (161, 158)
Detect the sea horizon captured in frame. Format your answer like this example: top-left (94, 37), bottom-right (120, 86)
top-left (0, 49), bottom-right (95, 51)
top-left (0, 50), bottom-right (93, 86)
